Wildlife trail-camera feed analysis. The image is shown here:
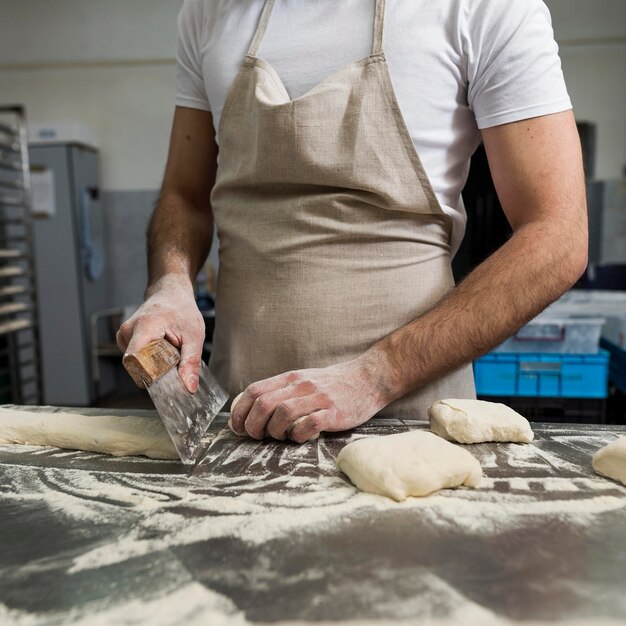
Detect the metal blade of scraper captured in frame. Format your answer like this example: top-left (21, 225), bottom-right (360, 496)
top-left (187, 435), bottom-right (219, 477)
top-left (122, 338), bottom-right (228, 464)
top-left (146, 362), bottom-right (229, 464)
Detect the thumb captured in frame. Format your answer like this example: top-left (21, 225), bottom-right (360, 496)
top-left (124, 325), bottom-right (168, 388)
top-left (178, 333), bottom-right (204, 393)
top-left (125, 324), bottom-right (164, 361)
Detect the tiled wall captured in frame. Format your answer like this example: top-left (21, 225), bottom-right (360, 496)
top-left (102, 190), bottom-right (219, 313)
top-left (102, 190), bottom-right (154, 310)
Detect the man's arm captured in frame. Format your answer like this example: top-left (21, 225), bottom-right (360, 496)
top-left (231, 110), bottom-right (588, 441)
top-left (368, 109), bottom-right (588, 402)
top-left (116, 106), bottom-right (218, 392)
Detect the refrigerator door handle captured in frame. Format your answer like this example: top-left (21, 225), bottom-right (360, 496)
top-left (79, 186), bottom-right (105, 281)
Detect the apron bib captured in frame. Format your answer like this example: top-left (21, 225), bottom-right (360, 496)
top-left (209, 0), bottom-right (476, 419)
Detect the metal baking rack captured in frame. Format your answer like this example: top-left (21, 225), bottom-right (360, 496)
top-left (0, 105), bottom-right (42, 404)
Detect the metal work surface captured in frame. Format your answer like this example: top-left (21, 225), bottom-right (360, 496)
top-left (1, 408), bottom-right (625, 625)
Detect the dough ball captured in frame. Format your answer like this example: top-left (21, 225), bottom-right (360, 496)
top-left (428, 399), bottom-right (534, 444)
top-left (592, 436), bottom-right (626, 485)
top-left (336, 430), bottom-right (482, 501)
top-left (228, 392), bottom-right (247, 437)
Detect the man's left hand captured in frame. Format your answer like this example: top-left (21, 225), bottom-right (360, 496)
top-left (229, 357), bottom-right (389, 443)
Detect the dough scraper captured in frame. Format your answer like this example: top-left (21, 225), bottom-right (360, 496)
top-left (123, 338), bottom-right (228, 464)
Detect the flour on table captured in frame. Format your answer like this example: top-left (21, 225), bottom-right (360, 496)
top-left (2, 432), bottom-right (624, 582)
top-left (593, 436), bottom-right (626, 486)
top-left (68, 583), bottom-right (247, 626)
top-left (0, 406), bottom-right (177, 459)
top-left (428, 399), bottom-right (534, 444)
top-left (336, 431), bottom-right (482, 501)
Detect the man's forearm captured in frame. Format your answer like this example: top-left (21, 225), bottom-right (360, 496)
top-left (363, 220), bottom-right (587, 404)
top-left (146, 190), bottom-right (214, 296)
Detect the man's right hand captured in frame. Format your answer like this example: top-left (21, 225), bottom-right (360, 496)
top-left (116, 274), bottom-right (206, 393)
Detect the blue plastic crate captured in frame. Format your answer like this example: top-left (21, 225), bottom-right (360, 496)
top-left (600, 339), bottom-right (626, 395)
top-left (474, 350), bottom-right (609, 399)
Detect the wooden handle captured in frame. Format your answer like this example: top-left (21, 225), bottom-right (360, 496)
top-left (122, 338), bottom-right (180, 387)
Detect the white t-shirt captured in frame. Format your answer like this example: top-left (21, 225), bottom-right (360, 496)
top-left (176, 0), bottom-right (572, 255)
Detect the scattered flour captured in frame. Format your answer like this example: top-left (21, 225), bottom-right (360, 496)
top-left (68, 583), bottom-right (246, 626)
top-left (507, 477), bottom-right (532, 491)
top-left (55, 469), bottom-right (625, 574)
top-left (0, 584), bottom-right (246, 626)
top-left (477, 450), bottom-right (499, 469)
top-left (2, 424), bottom-right (626, 626)
top-left (503, 443), bottom-right (579, 472)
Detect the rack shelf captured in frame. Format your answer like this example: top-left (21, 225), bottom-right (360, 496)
top-left (0, 319), bottom-right (31, 335)
top-left (0, 105), bottom-right (42, 405)
top-left (0, 158), bottom-right (21, 172)
top-left (0, 140), bottom-right (20, 154)
top-left (0, 122), bottom-right (17, 137)
top-left (0, 285), bottom-right (26, 297)
top-left (0, 178), bottom-right (24, 190)
top-left (0, 196), bottom-right (23, 207)
top-left (0, 249), bottom-right (22, 258)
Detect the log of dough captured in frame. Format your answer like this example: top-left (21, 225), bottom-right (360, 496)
top-left (336, 430), bottom-right (482, 501)
top-left (592, 436), bottom-right (626, 485)
top-left (228, 392), bottom-right (319, 441)
top-left (428, 399), bottom-right (534, 444)
top-left (0, 406), bottom-right (177, 459)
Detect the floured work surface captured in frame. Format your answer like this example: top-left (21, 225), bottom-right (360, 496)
top-left (1, 406), bottom-right (625, 626)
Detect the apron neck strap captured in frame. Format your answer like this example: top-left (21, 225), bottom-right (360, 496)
top-left (247, 0), bottom-right (386, 58)
top-left (372, 0), bottom-right (386, 55)
top-left (247, 0), bottom-right (276, 57)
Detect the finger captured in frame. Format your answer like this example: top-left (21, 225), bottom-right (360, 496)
top-left (230, 371), bottom-right (298, 434)
top-left (266, 394), bottom-right (327, 441)
top-left (178, 333), bottom-right (204, 393)
top-left (228, 392), bottom-right (247, 436)
top-left (124, 320), bottom-right (165, 358)
top-left (116, 329), bottom-right (129, 354)
top-left (116, 319), bottom-right (135, 352)
top-left (227, 416), bottom-right (248, 437)
top-left (243, 385), bottom-right (303, 440)
top-left (288, 409), bottom-right (334, 444)
top-left (123, 322), bottom-right (169, 388)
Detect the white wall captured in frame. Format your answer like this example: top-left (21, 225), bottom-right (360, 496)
top-left (7, 65), bottom-right (176, 191)
top-left (1, 0), bottom-right (182, 191)
top-left (546, 0), bottom-right (626, 179)
top-left (0, 0), bottom-right (624, 189)
top-left (559, 44), bottom-right (626, 179)
top-left (0, 0), bottom-right (181, 64)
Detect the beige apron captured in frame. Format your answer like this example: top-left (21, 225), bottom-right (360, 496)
top-left (209, 0), bottom-right (476, 419)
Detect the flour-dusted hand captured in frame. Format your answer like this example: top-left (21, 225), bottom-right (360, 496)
top-left (116, 274), bottom-right (205, 393)
top-left (229, 356), bottom-right (391, 443)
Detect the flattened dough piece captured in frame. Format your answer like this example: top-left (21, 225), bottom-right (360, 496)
top-left (428, 399), bottom-right (534, 444)
top-left (336, 430), bottom-right (482, 501)
top-left (0, 406), bottom-right (177, 459)
top-left (593, 436), bottom-right (626, 485)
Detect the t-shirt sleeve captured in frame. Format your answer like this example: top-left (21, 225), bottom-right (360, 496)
top-left (465, 0), bottom-right (572, 129)
top-left (175, 0), bottom-right (211, 111)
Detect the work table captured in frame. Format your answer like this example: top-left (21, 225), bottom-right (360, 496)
top-left (1, 407), bottom-right (625, 625)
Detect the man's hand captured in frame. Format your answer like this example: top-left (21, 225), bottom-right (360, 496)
top-left (116, 274), bottom-right (205, 393)
top-left (116, 107), bottom-right (217, 393)
top-left (230, 356), bottom-right (388, 443)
